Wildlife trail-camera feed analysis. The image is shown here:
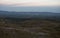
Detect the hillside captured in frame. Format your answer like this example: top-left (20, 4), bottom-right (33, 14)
top-left (0, 17), bottom-right (60, 38)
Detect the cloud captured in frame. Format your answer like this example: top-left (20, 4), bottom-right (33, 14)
top-left (9, 2), bottom-right (59, 6)
top-left (0, 0), bottom-right (60, 6)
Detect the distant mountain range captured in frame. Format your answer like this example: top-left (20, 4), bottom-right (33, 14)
top-left (0, 11), bottom-right (60, 21)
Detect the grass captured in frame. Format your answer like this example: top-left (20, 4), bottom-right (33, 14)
top-left (0, 28), bottom-right (37, 38)
top-left (0, 18), bottom-right (60, 38)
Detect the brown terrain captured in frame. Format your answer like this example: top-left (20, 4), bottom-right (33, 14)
top-left (0, 18), bottom-right (60, 38)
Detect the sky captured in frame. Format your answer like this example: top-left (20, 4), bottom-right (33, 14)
top-left (0, 0), bottom-right (60, 6)
top-left (0, 0), bottom-right (60, 12)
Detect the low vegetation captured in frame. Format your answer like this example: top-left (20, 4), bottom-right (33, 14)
top-left (0, 17), bottom-right (60, 38)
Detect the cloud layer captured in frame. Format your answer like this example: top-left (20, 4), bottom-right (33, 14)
top-left (0, 0), bottom-right (60, 6)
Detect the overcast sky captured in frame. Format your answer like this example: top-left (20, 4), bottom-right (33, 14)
top-left (0, 0), bottom-right (60, 13)
top-left (0, 0), bottom-right (60, 6)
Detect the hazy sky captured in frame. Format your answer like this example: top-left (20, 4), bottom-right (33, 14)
top-left (0, 0), bottom-right (60, 6)
top-left (0, 0), bottom-right (60, 13)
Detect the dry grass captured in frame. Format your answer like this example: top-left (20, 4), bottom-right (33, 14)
top-left (0, 18), bottom-right (60, 38)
